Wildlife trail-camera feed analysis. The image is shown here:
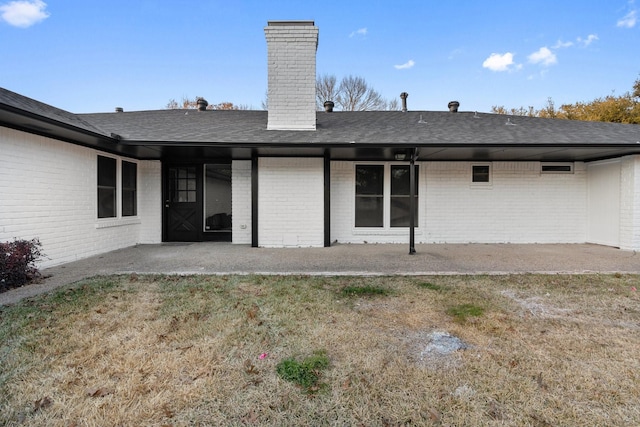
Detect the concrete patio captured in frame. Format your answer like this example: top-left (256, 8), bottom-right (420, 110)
top-left (1, 242), bottom-right (639, 306)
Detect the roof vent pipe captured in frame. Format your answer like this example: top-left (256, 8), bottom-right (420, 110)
top-left (115, 107), bottom-right (123, 113)
top-left (196, 97), bottom-right (208, 111)
top-left (324, 101), bottom-right (334, 112)
top-left (448, 101), bottom-right (460, 112)
top-left (400, 92), bottom-right (408, 112)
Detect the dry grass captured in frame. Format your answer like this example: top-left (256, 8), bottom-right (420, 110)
top-left (1, 274), bottom-right (639, 426)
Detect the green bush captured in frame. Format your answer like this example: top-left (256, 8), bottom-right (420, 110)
top-left (0, 238), bottom-right (44, 292)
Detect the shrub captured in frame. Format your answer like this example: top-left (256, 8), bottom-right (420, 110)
top-left (0, 238), bottom-right (44, 292)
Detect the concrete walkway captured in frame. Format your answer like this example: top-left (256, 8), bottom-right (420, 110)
top-left (2, 243), bottom-right (639, 306)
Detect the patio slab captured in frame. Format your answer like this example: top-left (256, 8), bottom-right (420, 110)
top-left (2, 243), bottom-right (639, 306)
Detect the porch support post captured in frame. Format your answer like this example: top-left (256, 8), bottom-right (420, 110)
top-left (251, 152), bottom-right (259, 248)
top-left (324, 149), bottom-right (331, 247)
top-left (409, 147), bottom-right (417, 255)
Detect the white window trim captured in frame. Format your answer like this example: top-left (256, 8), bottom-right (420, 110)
top-left (96, 153), bottom-right (139, 225)
top-left (470, 163), bottom-right (492, 187)
top-left (352, 162), bottom-right (422, 234)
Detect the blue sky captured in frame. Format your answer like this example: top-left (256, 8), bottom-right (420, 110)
top-left (1, 0), bottom-right (639, 113)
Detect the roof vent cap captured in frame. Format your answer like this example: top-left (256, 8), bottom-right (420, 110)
top-left (115, 107), bottom-right (124, 113)
top-left (448, 101), bottom-right (460, 112)
top-left (400, 92), bottom-right (408, 112)
top-left (323, 101), bottom-right (334, 112)
top-left (196, 97), bottom-right (208, 111)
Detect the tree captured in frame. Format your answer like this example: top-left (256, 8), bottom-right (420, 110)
top-left (165, 96), bottom-right (248, 110)
top-left (316, 74), bottom-right (399, 111)
top-left (491, 77), bottom-right (640, 124)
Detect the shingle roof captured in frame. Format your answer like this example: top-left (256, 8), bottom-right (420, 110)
top-left (78, 108), bottom-right (640, 146)
top-left (0, 87), bottom-right (110, 137)
top-left (2, 86), bottom-right (640, 161)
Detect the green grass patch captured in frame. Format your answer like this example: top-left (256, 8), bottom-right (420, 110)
top-left (417, 281), bottom-right (444, 291)
top-left (341, 285), bottom-right (389, 297)
top-left (276, 350), bottom-right (330, 394)
top-left (446, 303), bottom-right (485, 322)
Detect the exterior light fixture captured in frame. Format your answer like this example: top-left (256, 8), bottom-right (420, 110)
top-left (394, 153), bottom-right (407, 161)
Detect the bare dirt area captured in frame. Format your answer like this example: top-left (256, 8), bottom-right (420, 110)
top-left (1, 274), bottom-right (639, 426)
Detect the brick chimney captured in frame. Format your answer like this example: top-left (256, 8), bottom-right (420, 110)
top-left (264, 21), bottom-right (318, 130)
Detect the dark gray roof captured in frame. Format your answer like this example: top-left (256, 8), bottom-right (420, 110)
top-left (0, 87), bottom-right (110, 137)
top-left (79, 108), bottom-right (640, 146)
top-left (2, 86), bottom-right (640, 161)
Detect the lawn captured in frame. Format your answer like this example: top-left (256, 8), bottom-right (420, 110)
top-left (1, 274), bottom-right (639, 426)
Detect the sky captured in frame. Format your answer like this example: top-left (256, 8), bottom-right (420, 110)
top-left (1, 0), bottom-right (639, 114)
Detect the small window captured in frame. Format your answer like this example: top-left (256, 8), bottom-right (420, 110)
top-left (541, 163), bottom-right (573, 174)
top-left (355, 165), bottom-right (384, 227)
top-left (97, 156), bottom-right (117, 218)
top-left (122, 161), bottom-right (137, 216)
top-left (472, 165), bottom-right (490, 183)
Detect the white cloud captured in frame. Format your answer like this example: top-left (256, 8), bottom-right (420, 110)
top-left (0, 0), bottom-right (49, 28)
top-left (349, 27), bottom-right (367, 38)
top-left (617, 9), bottom-right (637, 28)
top-left (577, 34), bottom-right (599, 46)
top-left (553, 39), bottom-right (574, 49)
top-left (0, 0), bottom-right (48, 28)
top-left (528, 47), bottom-right (557, 66)
top-left (394, 59), bottom-right (415, 70)
top-left (482, 52), bottom-right (517, 72)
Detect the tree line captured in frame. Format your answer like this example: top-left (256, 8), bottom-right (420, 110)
top-left (492, 77), bottom-right (640, 124)
top-left (166, 75), bottom-right (640, 124)
top-left (166, 74), bottom-right (399, 112)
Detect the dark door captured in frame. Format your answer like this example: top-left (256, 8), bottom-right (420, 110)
top-left (165, 165), bottom-right (202, 242)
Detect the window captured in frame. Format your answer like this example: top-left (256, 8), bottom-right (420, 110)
top-left (97, 155), bottom-right (138, 219)
top-left (355, 164), bottom-right (419, 228)
top-left (122, 161), bottom-right (137, 216)
top-left (97, 156), bottom-right (116, 218)
top-left (168, 167), bottom-right (197, 202)
top-left (355, 165), bottom-right (384, 227)
top-left (472, 165), bottom-right (490, 183)
top-left (390, 165), bottom-right (419, 227)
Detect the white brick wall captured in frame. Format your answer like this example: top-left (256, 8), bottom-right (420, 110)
top-left (0, 127), bottom-right (161, 268)
top-left (258, 157), bottom-right (324, 247)
top-left (138, 160), bottom-right (162, 244)
top-left (331, 161), bottom-right (588, 244)
top-left (231, 160), bottom-right (252, 244)
top-left (264, 22), bottom-right (318, 130)
top-left (619, 155), bottom-right (640, 250)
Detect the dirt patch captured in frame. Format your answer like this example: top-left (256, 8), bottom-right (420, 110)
top-left (501, 289), bottom-right (572, 318)
top-left (406, 330), bottom-right (469, 368)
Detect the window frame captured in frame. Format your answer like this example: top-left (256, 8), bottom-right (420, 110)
top-left (471, 163), bottom-right (492, 186)
top-left (121, 160), bottom-right (138, 217)
top-left (96, 155), bottom-right (139, 220)
top-left (97, 155), bottom-right (117, 219)
top-left (354, 163), bottom-right (420, 230)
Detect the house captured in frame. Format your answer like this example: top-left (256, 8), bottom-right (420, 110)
top-left (1, 21), bottom-right (640, 269)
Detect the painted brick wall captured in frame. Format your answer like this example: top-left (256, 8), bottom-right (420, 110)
top-left (331, 161), bottom-right (588, 244)
top-left (231, 160), bottom-right (252, 244)
top-left (264, 22), bottom-right (318, 130)
top-left (619, 155), bottom-right (640, 250)
top-left (0, 127), bottom-right (161, 268)
top-left (138, 160), bottom-right (162, 244)
top-left (258, 157), bottom-right (324, 247)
